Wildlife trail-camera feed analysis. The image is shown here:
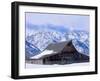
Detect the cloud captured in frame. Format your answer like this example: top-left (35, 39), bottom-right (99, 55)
top-left (26, 12), bottom-right (89, 33)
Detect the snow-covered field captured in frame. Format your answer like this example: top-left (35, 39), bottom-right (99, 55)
top-left (25, 62), bottom-right (89, 69)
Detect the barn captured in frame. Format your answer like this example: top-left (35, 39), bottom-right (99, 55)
top-left (28, 40), bottom-right (89, 65)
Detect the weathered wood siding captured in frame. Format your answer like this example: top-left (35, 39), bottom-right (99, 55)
top-left (26, 59), bottom-right (43, 64)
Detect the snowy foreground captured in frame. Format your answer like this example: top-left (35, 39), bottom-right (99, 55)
top-left (25, 62), bottom-right (89, 69)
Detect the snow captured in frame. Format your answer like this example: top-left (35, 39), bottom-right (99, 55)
top-left (26, 31), bottom-right (64, 51)
top-left (26, 30), bottom-right (89, 52)
top-left (25, 62), bottom-right (89, 69)
top-left (30, 50), bottom-right (57, 59)
top-left (72, 39), bottom-right (89, 56)
top-left (26, 30), bottom-right (89, 58)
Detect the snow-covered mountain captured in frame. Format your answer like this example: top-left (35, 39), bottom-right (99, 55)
top-left (65, 31), bottom-right (89, 56)
top-left (72, 39), bottom-right (89, 56)
top-left (25, 30), bottom-right (89, 58)
top-left (25, 41), bottom-right (41, 59)
top-left (26, 31), bottom-right (66, 51)
top-left (65, 30), bottom-right (89, 42)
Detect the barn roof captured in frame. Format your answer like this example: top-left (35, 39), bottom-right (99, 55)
top-left (45, 41), bottom-right (69, 53)
top-left (30, 41), bottom-right (70, 59)
top-left (30, 40), bottom-right (89, 59)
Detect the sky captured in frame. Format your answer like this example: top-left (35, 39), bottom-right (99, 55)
top-left (25, 12), bottom-right (90, 34)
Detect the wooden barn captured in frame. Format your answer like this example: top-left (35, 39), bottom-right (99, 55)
top-left (28, 40), bottom-right (89, 65)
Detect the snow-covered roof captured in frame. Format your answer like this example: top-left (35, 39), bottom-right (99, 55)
top-left (30, 50), bottom-right (57, 59)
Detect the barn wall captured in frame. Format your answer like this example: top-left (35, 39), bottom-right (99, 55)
top-left (42, 52), bottom-right (89, 65)
top-left (26, 59), bottom-right (43, 64)
top-left (43, 52), bottom-right (75, 64)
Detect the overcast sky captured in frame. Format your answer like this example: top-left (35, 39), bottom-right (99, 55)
top-left (25, 12), bottom-right (90, 33)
